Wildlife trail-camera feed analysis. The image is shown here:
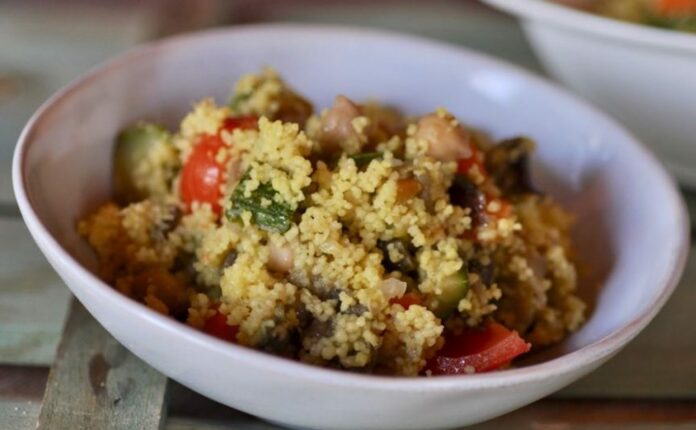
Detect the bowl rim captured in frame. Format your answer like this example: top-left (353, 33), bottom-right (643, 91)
top-left (12, 23), bottom-right (690, 392)
top-left (482, 0), bottom-right (696, 53)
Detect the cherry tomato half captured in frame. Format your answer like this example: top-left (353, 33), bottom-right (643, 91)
top-left (180, 134), bottom-right (227, 214)
top-left (389, 292), bottom-right (423, 309)
top-left (180, 116), bottom-right (257, 214)
top-left (202, 310), bottom-right (239, 343)
top-left (457, 145), bottom-right (487, 178)
top-left (427, 322), bottom-right (530, 375)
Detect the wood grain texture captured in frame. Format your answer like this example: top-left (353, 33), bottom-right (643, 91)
top-left (0, 399), bottom-right (42, 430)
top-left (36, 300), bottom-right (169, 430)
top-left (5, 396), bottom-right (696, 430)
top-left (0, 219), bottom-right (71, 365)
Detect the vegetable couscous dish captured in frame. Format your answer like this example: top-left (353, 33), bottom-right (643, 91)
top-left (78, 69), bottom-right (586, 376)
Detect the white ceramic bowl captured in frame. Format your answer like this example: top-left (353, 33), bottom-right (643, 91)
top-left (13, 25), bottom-right (689, 430)
top-left (482, 0), bottom-right (696, 187)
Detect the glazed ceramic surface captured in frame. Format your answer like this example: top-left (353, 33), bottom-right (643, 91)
top-left (482, 0), bottom-right (696, 187)
top-left (13, 25), bottom-right (688, 430)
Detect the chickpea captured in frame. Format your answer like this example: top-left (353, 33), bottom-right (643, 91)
top-left (268, 242), bottom-right (293, 273)
top-left (416, 112), bottom-right (471, 162)
top-left (320, 95), bottom-right (361, 151)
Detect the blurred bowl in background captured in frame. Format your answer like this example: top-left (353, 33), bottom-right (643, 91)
top-left (482, 0), bottom-right (696, 187)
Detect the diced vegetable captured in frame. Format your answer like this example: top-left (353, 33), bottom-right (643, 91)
top-left (180, 134), bottom-right (228, 214)
top-left (321, 95), bottom-right (362, 150)
top-left (485, 137), bottom-right (535, 195)
top-left (457, 145), bottom-right (487, 178)
top-left (485, 197), bottom-right (512, 219)
top-left (114, 122), bottom-right (175, 204)
top-left (275, 94), bottom-right (313, 125)
top-left (657, 0), bottom-right (696, 14)
top-left (227, 172), bottom-right (295, 233)
top-left (378, 239), bottom-right (417, 274)
top-left (389, 292), bottom-right (422, 309)
top-left (222, 116), bottom-right (258, 132)
top-left (395, 178), bottom-right (422, 203)
top-left (427, 322), bottom-right (531, 375)
top-left (378, 278), bottom-right (408, 301)
top-left (180, 116), bottom-right (257, 214)
top-left (350, 152), bottom-right (382, 168)
top-left (433, 267), bottom-right (469, 318)
top-left (449, 175), bottom-right (487, 227)
top-left (417, 112), bottom-right (471, 162)
top-left (229, 91), bottom-right (252, 111)
top-left (203, 310), bottom-right (239, 342)
top-left (268, 242), bottom-right (293, 273)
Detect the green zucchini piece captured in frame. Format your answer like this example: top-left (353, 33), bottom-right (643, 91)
top-left (114, 122), bottom-right (175, 204)
top-left (349, 152), bottom-right (382, 168)
top-left (229, 91), bottom-right (252, 112)
top-left (434, 267), bottom-right (469, 318)
top-left (227, 172), bottom-right (295, 233)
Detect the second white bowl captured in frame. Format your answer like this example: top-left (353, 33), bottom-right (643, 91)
top-left (483, 0), bottom-right (696, 187)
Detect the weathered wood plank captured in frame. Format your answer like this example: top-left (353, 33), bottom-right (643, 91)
top-left (6, 391), bottom-right (696, 430)
top-left (0, 399), bottom-right (42, 430)
top-left (470, 399), bottom-right (696, 430)
top-left (36, 300), bottom-right (169, 430)
top-left (0, 3), bottom-right (159, 204)
top-left (0, 219), bottom-right (71, 365)
top-left (4, 367), bottom-right (696, 429)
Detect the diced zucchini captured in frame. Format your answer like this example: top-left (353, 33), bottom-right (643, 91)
top-left (349, 152), bottom-right (382, 168)
top-left (434, 267), bottom-right (469, 318)
top-left (229, 91), bottom-right (252, 112)
top-left (226, 172), bottom-right (295, 233)
top-left (114, 122), bottom-right (176, 204)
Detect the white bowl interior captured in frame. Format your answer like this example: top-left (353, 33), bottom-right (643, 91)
top-left (18, 27), bottom-right (686, 363)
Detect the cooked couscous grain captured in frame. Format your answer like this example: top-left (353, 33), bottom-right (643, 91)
top-left (78, 69), bottom-right (586, 376)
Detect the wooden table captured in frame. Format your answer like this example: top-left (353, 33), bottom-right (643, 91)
top-left (1, 1), bottom-right (695, 428)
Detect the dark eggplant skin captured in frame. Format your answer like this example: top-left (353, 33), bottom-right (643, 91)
top-left (449, 175), bottom-right (487, 227)
top-left (486, 137), bottom-right (536, 196)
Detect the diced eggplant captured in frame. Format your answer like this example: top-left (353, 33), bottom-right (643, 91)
top-left (486, 137), bottom-right (536, 195)
top-left (449, 175), bottom-right (487, 227)
top-left (378, 239), bottom-right (417, 275)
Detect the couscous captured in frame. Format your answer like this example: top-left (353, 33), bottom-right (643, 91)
top-left (78, 69), bottom-right (586, 376)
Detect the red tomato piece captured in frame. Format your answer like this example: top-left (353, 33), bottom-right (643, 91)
top-left (427, 322), bottom-right (530, 375)
top-left (202, 310), bottom-right (239, 343)
top-left (461, 229), bottom-right (478, 242)
top-left (658, 0), bottom-right (696, 14)
top-left (457, 145), bottom-right (487, 178)
top-left (390, 292), bottom-right (422, 309)
top-left (222, 115), bottom-right (258, 132)
top-left (180, 134), bottom-right (227, 214)
top-left (485, 197), bottom-right (512, 219)
top-left (180, 116), bottom-right (257, 214)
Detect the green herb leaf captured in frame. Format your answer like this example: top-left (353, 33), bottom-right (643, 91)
top-left (349, 152), bottom-right (382, 168)
top-left (229, 91), bottom-right (252, 112)
top-left (227, 172), bottom-right (295, 233)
